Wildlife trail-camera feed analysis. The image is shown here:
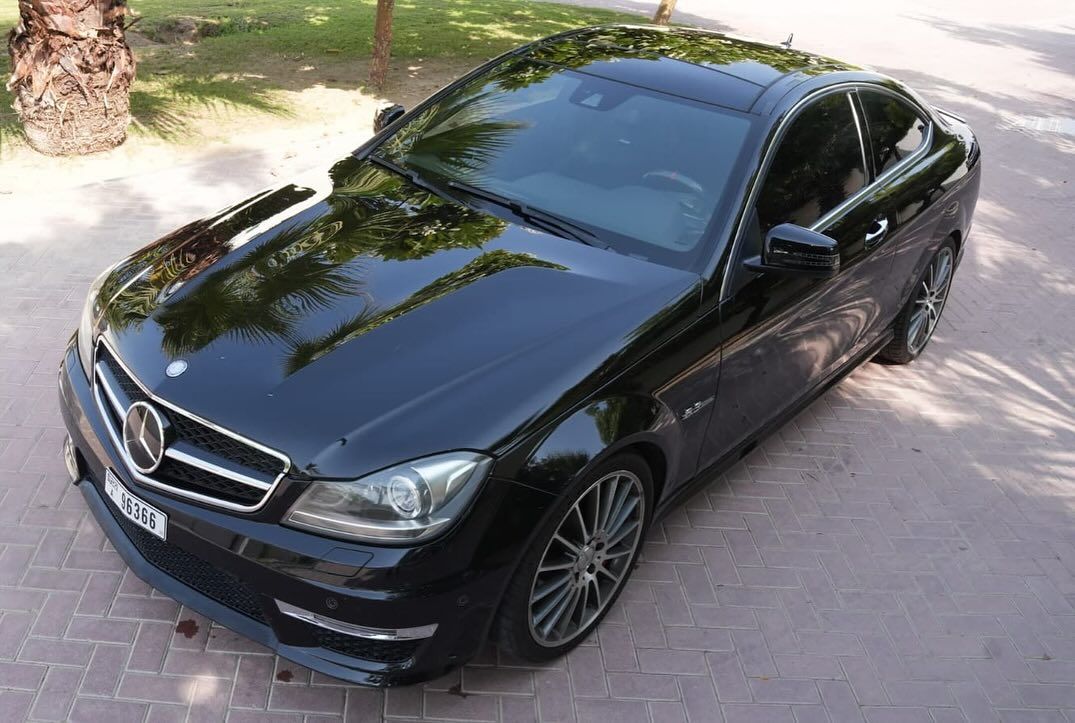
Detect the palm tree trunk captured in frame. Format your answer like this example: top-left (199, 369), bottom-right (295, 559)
top-left (652, 0), bottom-right (677, 25)
top-left (6, 0), bottom-right (136, 156)
top-left (368, 0), bottom-right (395, 90)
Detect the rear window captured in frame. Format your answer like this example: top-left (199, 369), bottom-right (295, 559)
top-left (858, 90), bottom-right (927, 175)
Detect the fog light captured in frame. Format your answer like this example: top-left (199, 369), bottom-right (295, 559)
top-left (62, 435), bottom-right (81, 482)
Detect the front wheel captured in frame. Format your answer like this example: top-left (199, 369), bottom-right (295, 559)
top-left (878, 239), bottom-right (957, 364)
top-left (494, 452), bottom-right (652, 661)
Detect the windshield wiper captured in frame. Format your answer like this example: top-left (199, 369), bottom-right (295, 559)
top-left (367, 154), bottom-right (456, 204)
top-left (445, 179), bottom-right (609, 249)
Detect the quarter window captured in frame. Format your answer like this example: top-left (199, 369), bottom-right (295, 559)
top-left (858, 90), bottom-right (927, 175)
top-left (756, 92), bottom-right (867, 233)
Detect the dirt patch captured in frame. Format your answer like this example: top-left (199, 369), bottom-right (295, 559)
top-left (124, 31), bottom-right (164, 49)
top-left (142, 15), bottom-right (275, 45)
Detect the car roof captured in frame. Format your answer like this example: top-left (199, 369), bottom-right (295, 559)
top-left (522, 25), bottom-right (861, 114)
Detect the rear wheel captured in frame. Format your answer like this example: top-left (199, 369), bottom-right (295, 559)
top-left (495, 452), bottom-right (652, 661)
top-left (878, 239), bottom-right (956, 364)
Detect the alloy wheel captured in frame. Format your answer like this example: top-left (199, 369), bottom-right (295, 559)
top-left (907, 246), bottom-right (954, 355)
top-left (528, 470), bottom-right (644, 647)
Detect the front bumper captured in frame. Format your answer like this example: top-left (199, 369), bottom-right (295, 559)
top-left (58, 343), bottom-right (555, 686)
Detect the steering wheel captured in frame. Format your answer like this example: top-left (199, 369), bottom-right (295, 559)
top-left (641, 170), bottom-right (706, 196)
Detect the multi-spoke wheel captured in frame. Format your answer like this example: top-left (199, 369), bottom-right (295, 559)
top-left (878, 238), bottom-right (958, 364)
top-left (907, 245), bottom-right (954, 355)
top-left (528, 470), bottom-right (644, 646)
top-left (494, 453), bottom-right (652, 660)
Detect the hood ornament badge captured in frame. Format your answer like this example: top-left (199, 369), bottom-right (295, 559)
top-left (165, 360), bottom-right (188, 378)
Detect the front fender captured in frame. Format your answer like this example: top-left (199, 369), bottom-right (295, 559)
top-left (498, 395), bottom-right (679, 499)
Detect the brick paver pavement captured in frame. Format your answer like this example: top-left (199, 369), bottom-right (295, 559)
top-left (1, 1), bottom-right (1073, 721)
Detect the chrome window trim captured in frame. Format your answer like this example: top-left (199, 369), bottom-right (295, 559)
top-left (847, 92), bottom-right (871, 185)
top-left (719, 81), bottom-right (935, 301)
top-left (92, 337), bottom-right (291, 513)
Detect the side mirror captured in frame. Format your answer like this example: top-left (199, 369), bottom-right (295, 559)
top-left (743, 223), bottom-right (840, 278)
top-left (373, 104), bottom-right (405, 133)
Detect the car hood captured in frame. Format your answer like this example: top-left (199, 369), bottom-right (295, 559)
top-left (98, 155), bottom-right (699, 478)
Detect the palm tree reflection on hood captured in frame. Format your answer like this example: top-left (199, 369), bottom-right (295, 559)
top-left (136, 68), bottom-right (537, 361)
top-left (284, 249), bottom-right (567, 375)
top-left (325, 163), bottom-right (509, 262)
top-left (153, 219), bottom-right (361, 356)
top-left (101, 156), bottom-right (524, 363)
top-left (100, 183), bottom-right (322, 335)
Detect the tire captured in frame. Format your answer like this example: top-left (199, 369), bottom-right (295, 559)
top-left (494, 452), bottom-right (653, 662)
top-left (878, 238), bottom-right (957, 364)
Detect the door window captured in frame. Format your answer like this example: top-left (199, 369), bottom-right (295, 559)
top-left (858, 90), bottom-right (927, 175)
top-left (755, 92), bottom-right (867, 234)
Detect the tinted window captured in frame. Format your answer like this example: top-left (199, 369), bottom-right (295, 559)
top-left (377, 59), bottom-right (755, 270)
top-left (756, 92), bottom-right (866, 233)
top-left (859, 90), bottom-right (926, 174)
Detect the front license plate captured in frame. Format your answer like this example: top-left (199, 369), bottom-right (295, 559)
top-left (105, 469), bottom-right (167, 541)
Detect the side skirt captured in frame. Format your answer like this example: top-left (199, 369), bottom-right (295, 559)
top-left (654, 328), bottom-right (894, 519)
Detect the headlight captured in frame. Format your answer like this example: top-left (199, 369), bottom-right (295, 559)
top-left (285, 452), bottom-right (493, 544)
top-left (77, 265), bottom-right (115, 378)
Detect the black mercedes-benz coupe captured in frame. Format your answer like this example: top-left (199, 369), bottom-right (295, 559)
top-left (58, 25), bottom-right (980, 685)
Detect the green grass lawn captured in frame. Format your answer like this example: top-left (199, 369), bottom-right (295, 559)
top-left (1, 0), bottom-right (640, 145)
top-left (123, 0), bottom-right (635, 58)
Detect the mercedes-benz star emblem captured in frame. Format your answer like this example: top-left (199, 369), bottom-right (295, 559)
top-left (122, 401), bottom-right (168, 473)
top-left (165, 360), bottom-right (188, 378)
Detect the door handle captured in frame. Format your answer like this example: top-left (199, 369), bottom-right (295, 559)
top-left (865, 217), bottom-right (889, 248)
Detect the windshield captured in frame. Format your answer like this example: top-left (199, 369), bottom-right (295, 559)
top-left (375, 59), bottom-right (756, 270)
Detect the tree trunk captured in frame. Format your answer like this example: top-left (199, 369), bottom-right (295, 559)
top-left (368, 0), bottom-right (395, 91)
top-left (6, 0), bottom-right (136, 156)
top-left (652, 0), bottom-right (677, 25)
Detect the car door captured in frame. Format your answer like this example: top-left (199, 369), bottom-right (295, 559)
top-left (854, 87), bottom-right (934, 320)
top-left (699, 88), bottom-right (894, 468)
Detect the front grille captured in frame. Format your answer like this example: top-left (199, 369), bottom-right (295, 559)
top-left (110, 506), bottom-right (268, 623)
top-left (93, 341), bottom-right (289, 511)
top-left (156, 458), bottom-right (264, 506)
top-left (169, 415), bottom-right (282, 477)
top-left (311, 628), bottom-right (420, 664)
top-left (100, 351), bottom-right (148, 403)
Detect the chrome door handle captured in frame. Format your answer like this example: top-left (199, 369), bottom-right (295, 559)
top-left (865, 217), bottom-right (889, 248)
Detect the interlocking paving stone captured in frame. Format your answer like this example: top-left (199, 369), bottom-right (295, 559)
top-left (1, 1), bottom-right (1073, 721)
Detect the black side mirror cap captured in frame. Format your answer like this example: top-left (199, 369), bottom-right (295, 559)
top-left (743, 223), bottom-right (840, 278)
top-left (373, 104), bottom-right (406, 133)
